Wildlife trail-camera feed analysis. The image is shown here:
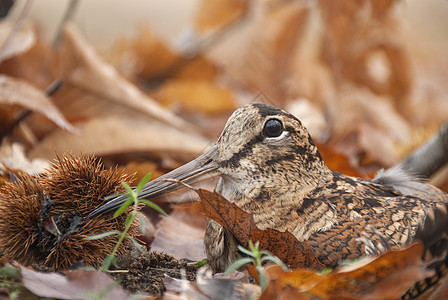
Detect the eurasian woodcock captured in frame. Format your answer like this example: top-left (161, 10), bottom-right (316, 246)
top-left (89, 104), bottom-right (448, 297)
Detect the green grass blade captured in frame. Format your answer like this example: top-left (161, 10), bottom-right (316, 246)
top-left (138, 213), bottom-right (146, 234)
top-left (261, 256), bottom-right (287, 270)
top-left (249, 240), bottom-right (259, 252)
top-left (257, 266), bottom-right (267, 289)
top-left (136, 173), bottom-right (152, 195)
top-left (101, 255), bottom-right (117, 271)
top-left (126, 236), bottom-right (145, 253)
top-left (105, 192), bottom-right (127, 201)
top-left (224, 257), bottom-right (253, 274)
top-left (138, 199), bottom-right (167, 216)
top-left (113, 198), bottom-right (134, 218)
top-left (125, 214), bottom-right (135, 227)
top-left (85, 231), bottom-right (120, 240)
top-left (121, 182), bottom-right (134, 194)
top-left (237, 244), bottom-right (256, 258)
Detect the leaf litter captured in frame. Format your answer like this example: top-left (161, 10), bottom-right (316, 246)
top-left (0, 0), bottom-right (447, 299)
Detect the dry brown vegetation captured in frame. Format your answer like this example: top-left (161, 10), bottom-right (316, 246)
top-left (0, 0), bottom-right (447, 299)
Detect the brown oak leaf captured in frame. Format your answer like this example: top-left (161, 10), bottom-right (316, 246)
top-left (196, 188), bottom-right (324, 270)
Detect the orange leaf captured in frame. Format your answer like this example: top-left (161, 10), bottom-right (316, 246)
top-left (260, 242), bottom-right (433, 299)
top-left (317, 142), bottom-right (370, 178)
top-left (156, 79), bottom-right (236, 114)
top-left (245, 263), bottom-right (260, 285)
top-left (309, 242), bottom-right (431, 299)
top-left (0, 75), bottom-right (77, 134)
top-left (260, 264), bottom-right (321, 300)
top-left (194, 0), bottom-right (248, 32)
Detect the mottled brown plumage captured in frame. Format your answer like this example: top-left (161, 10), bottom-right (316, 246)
top-left (90, 104), bottom-right (448, 296)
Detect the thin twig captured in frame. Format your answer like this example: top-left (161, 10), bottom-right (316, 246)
top-left (146, 3), bottom-right (251, 87)
top-left (164, 178), bottom-right (197, 191)
top-left (106, 270), bottom-right (130, 274)
top-left (52, 0), bottom-right (80, 48)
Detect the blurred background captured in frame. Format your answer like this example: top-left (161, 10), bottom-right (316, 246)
top-left (1, 0), bottom-right (448, 186)
top-left (0, 1), bottom-right (447, 293)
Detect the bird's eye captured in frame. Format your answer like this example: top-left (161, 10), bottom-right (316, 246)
top-left (263, 118), bottom-right (283, 138)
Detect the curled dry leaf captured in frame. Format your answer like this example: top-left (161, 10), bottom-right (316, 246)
top-left (0, 20), bottom-right (36, 62)
top-left (0, 142), bottom-right (49, 175)
top-left (151, 203), bottom-right (207, 262)
top-left (28, 115), bottom-right (211, 160)
top-left (196, 188), bottom-right (324, 270)
top-left (60, 23), bottom-right (197, 133)
top-left (260, 265), bottom-right (319, 300)
top-left (261, 242), bottom-right (433, 300)
top-left (0, 74), bottom-right (77, 134)
top-left (20, 265), bottom-right (133, 300)
top-left (163, 267), bottom-right (259, 300)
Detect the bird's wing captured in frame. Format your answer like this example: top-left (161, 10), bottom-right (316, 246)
top-left (303, 171), bottom-right (448, 267)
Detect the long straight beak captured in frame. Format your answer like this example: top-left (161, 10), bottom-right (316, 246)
top-left (88, 145), bottom-right (220, 217)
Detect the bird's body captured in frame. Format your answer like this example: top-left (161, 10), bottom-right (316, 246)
top-left (90, 103), bottom-right (448, 296)
top-left (201, 104), bottom-right (448, 272)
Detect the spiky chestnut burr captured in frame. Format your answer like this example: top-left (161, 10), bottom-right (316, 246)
top-left (0, 155), bottom-right (137, 271)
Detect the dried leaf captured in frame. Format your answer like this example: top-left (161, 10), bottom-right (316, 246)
top-left (0, 20), bottom-right (36, 62)
top-left (309, 243), bottom-right (431, 299)
top-left (0, 74), bottom-right (77, 134)
top-left (194, 0), bottom-right (248, 32)
top-left (20, 266), bottom-right (133, 300)
top-left (156, 79), bottom-right (236, 114)
top-left (260, 264), bottom-right (317, 300)
top-left (116, 26), bottom-right (179, 80)
top-left (151, 203), bottom-right (207, 262)
top-left (205, 1), bottom-right (310, 103)
top-left (172, 56), bottom-right (217, 81)
top-left (261, 242), bottom-right (433, 300)
top-left (319, 0), bottom-right (412, 106)
top-left (196, 188), bottom-right (324, 270)
top-left (330, 89), bottom-right (412, 167)
top-left (0, 142), bottom-right (49, 175)
top-left (28, 115), bottom-right (210, 160)
top-left (163, 268), bottom-right (259, 300)
top-left (60, 23), bottom-right (197, 133)
top-left (317, 143), bottom-right (368, 178)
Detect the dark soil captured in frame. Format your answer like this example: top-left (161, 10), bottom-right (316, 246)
top-left (113, 251), bottom-right (198, 296)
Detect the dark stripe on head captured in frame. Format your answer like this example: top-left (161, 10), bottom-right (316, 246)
top-left (252, 104), bottom-right (300, 123)
top-left (266, 154), bottom-right (296, 166)
top-left (219, 134), bottom-right (264, 168)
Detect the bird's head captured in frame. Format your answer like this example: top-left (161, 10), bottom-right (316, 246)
top-left (88, 104), bottom-right (328, 217)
